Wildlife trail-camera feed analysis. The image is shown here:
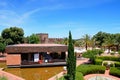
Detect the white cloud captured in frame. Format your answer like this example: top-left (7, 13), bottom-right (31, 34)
top-left (0, 7), bottom-right (42, 27)
top-left (0, 3), bottom-right (66, 27)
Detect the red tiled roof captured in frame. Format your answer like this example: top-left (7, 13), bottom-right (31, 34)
top-left (6, 44), bottom-right (68, 53)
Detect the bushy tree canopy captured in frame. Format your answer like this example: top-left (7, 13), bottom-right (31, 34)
top-left (0, 43), bottom-right (5, 53)
top-left (92, 31), bottom-right (108, 47)
top-left (28, 34), bottom-right (40, 44)
top-left (1, 27), bottom-right (24, 45)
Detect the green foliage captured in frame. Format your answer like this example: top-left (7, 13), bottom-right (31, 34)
top-left (93, 31), bottom-right (109, 47)
top-left (0, 36), bottom-right (4, 43)
top-left (82, 49), bottom-right (103, 64)
top-left (59, 72), bottom-right (84, 80)
top-left (82, 34), bottom-right (91, 50)
top-left (28, 34), bottom-right (40, 44)
top-left (93, 32), bottom-right (120, 51)
top-left (95, 59), bottom-right (103, 65)
top-left (0, 43), bottom-right (6, 53)
top-left (66, 31), bottom-right (76, 80)
top-left (96, 56), bottom-right (120, 61)
top-left (114, 62), bottom-right (120, 67)
top-left (75, 72), bottom-right (84, 80)
top-left (1, 27), bottom-right (24, 45)
top-left (77, 65), bottom-right (106, 76)
top-left (110, 52), bottom-right (115, 55)
top-left (0, 76), bottom-right (7, 80)
top-left (110, 67), bottom-right (120, 78)
top-left (103, 62), bottom-right (108, 66)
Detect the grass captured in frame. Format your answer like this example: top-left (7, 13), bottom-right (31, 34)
top-left (0, 76), bottom-right (7, 80)
top-left (58, 72), bottom-right (84, 80)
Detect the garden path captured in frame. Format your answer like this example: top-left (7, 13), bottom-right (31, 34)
top-left (0, 69), bottom-right (25, 80)
top-left (84, 69), bottom-right (120, 80)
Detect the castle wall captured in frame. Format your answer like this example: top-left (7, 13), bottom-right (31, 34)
top-left (36, 33), bottom-right (64, 44)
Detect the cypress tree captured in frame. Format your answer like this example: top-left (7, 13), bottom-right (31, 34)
top-left (66, 31), bottom-right (76, 80)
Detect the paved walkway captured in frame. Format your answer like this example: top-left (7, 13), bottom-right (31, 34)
top-left (0, 68), bottom-right (25, 80)
top-left (84, 70), bottom-right (120, 80)
top-left (0, 57), bottom-right (6, 62)
top-left (48, 58), bottom-right (89, 80)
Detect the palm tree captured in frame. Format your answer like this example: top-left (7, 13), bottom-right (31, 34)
top-left (82, 34), bottom-right (91, 50)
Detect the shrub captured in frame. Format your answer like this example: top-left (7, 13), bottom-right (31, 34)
top-left (114, 62), bottom-right (120, 67)
top-left (96, 56), bottom-right (120, 61)
top-left (95, 59), bottom-right (103, 65)
top-left (110, 67), bottom-right (120, 78)
top-left (110, 52), bottom-right (115, 55)
top-left (76, 72), bottom-right (84, 80)
top-left (103, 62), bottom-right (108, 66)
top-left (77, 65), bottom-right (106, 76)
top-left (82, 49), bottom-right (103, 64)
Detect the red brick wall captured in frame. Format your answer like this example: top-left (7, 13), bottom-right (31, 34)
top-left (6, 54), bottom-right (21, 65)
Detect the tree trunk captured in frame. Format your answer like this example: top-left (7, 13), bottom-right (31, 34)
top-left (86, 43), bottom-right (87, 50)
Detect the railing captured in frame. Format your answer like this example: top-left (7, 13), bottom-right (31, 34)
top-left (21, 59), bottom-right (66, 65)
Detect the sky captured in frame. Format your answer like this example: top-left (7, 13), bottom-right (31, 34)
top-left (0, 0), bottom-right (120, 39)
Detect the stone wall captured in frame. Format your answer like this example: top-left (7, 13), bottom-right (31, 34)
top-left (36, 33), bottom-right (64, 44)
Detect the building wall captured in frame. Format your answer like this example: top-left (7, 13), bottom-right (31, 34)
top-left (36, 33), bottom-right (64, 44)
top-left (37, 33), bottom-right (49, 43)
top-left (49, 38), bottom-right (63, 43)
top-left (6, 54), bottom-right (21, 65)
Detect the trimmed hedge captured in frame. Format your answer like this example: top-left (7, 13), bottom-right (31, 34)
top-left (96, 56), bottom-right (120, 61)
top-left (110, 67), bottom-right (120, 78)
top-left (95, 59), bottom-right (103, 65)
top-left (95, 56), bottom-right (120, 67)
top-left (76, 65), bottom-right (106, 76)
top-left (114, 62), bottom-right (120, 67)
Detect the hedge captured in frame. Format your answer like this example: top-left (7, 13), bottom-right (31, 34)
top-left (95, 59), bottom-right (103, 65)
top-left (110, 67), bottom-right (120, 78)
top-left (96, 56), bottom-right (120, 61)
top-left (114, 62), bottom-right (120, 67)
top-left (76, 65), bottom-right (106, 76)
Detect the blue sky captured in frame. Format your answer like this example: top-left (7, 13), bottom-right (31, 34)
top-left (0, 0), bottom-right (120, 39)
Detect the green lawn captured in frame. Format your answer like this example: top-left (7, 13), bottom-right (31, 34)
top-left (58, 72), bottom-right (84, 80)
